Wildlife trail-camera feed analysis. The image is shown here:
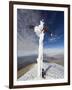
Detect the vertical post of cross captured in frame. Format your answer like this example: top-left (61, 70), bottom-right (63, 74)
top-left (34, 20), bottom-right (44, 78)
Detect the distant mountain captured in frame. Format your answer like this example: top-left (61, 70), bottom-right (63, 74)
top-left (17, 53), bottom-right (64, 70)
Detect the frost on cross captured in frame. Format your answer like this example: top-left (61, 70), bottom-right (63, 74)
top-left (34, 19), bottom-right (46, 78)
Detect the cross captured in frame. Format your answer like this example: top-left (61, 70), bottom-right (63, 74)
top-left (34, 19), bottom-right (48, 78)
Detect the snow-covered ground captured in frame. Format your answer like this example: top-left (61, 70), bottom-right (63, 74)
top-left (18, 63), bottom-right (64, 81)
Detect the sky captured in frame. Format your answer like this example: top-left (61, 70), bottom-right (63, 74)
top-left (39, 10), bottom-right (64, 49)
top-left (17, 9), bottom-right (64, 56)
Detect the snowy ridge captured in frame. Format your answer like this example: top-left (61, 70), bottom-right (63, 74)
top-left (18, 63), bottom-right (64, 81)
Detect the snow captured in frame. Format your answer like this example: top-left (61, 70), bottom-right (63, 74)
top-left (18, 63), bottom-right (64, 81)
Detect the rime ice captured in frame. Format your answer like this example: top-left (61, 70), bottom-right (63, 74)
top-left (34, 20), bottom-right (45, 78)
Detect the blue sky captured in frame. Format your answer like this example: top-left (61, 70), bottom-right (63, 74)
top-left (38, 10), bottom-right (64, 49)
top-left (17, 9), bottom-right (64, 56)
